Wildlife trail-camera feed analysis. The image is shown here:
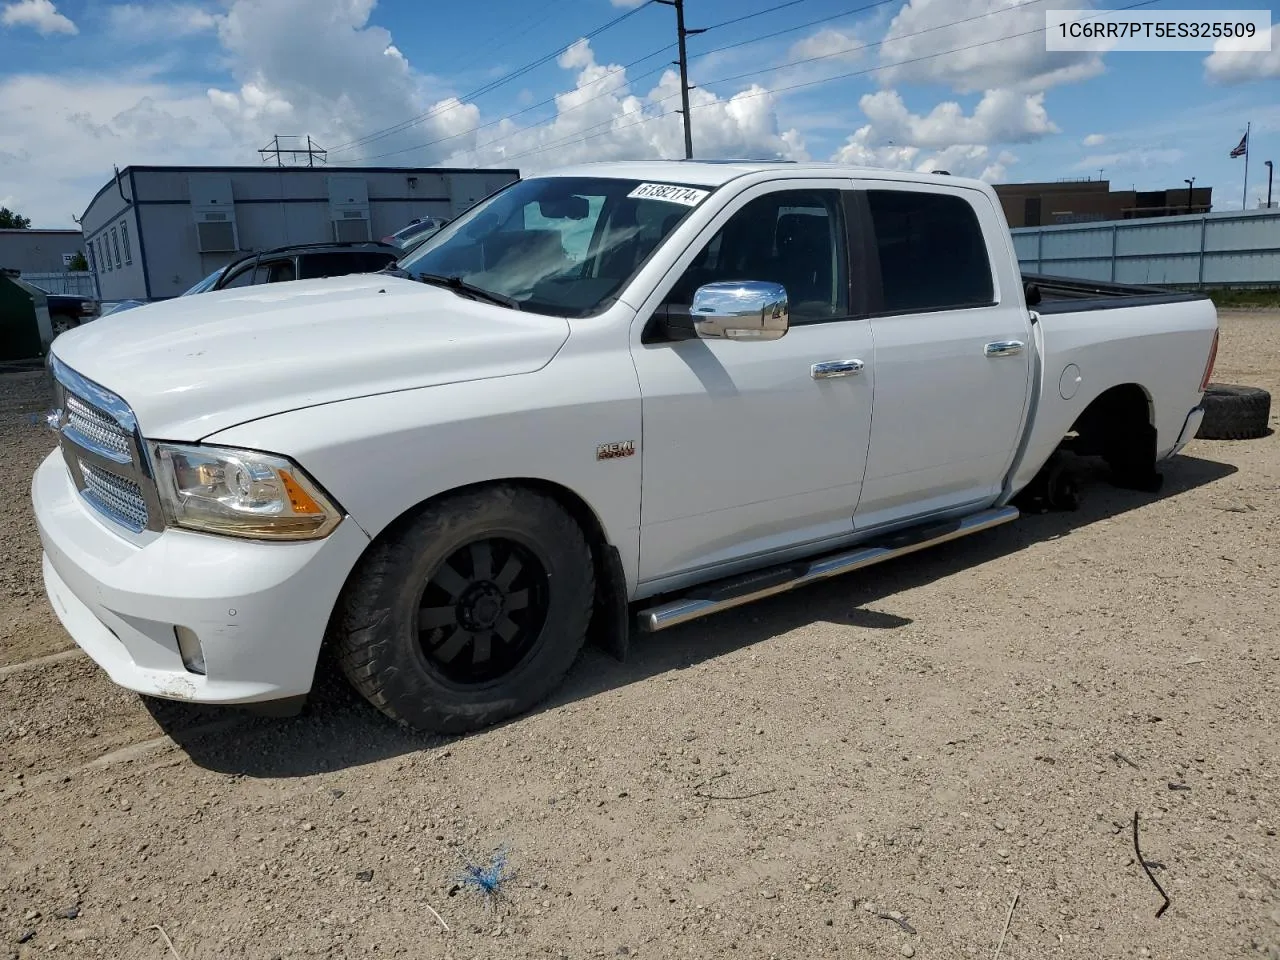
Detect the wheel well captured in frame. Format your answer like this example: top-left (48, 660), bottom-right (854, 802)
top-left (322, 478), bottom-right (621, 661)
top-left (371, 478), bottom-right (612, 554)
top-left (1068, 383), bottom-right (1153, 457)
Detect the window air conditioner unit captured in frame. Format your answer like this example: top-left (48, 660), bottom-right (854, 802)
top-left (190, 175), bottom-right (239, 253)
top-left (196, 215), bottom-right (237, 252)
top-left (328, 175), bottom-right (372, 243)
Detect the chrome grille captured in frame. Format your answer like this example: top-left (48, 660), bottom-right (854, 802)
top-left (51, 356), bottom-right (159, 534)
top-left (80, 462), bottom-right (149, 532)
top-left (65, 393), bottom-right (131, 462)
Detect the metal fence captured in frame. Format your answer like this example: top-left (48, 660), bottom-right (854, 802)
top-left (19, 272), bottom-right (98, 297)
top-left (1012, 208), bottom-right (1280, 287)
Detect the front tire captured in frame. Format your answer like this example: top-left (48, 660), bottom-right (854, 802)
top-left (334, 485), bottom-right (595, 734)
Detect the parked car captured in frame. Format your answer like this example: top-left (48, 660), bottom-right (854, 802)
top-left (81, 243), bottom-right (403, 319)
top-left (34, 161), bottom-right (1220, 735)
top-left (192, 241), bottom-right (402, 294)
top-left (19, 279), bottom-right (98, 336)
top-left (382, 217), bottom-right (448, 250)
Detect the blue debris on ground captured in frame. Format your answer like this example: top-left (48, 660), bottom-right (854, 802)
top-left (456, 846), bottom-right (516, 909)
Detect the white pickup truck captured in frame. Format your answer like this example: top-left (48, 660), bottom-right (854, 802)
top-left (33, 161), bottom-right (1220, 733)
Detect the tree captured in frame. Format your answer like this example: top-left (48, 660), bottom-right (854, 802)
top-left (68, 251), bottom-right (88, 271)
top-left (0, 207), bottom-right (32, 229)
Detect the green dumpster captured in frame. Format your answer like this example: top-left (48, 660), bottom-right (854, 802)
top-left (0, 268), bottom-right (54, 361)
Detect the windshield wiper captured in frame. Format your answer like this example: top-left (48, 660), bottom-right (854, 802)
top-left (413, 273), bottom-right (520, 311)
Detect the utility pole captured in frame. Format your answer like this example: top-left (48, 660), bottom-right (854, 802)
top-left (656, 0), bottom-right (704, 159)
top-left (1265, 160), bottom-right (1274, 209)
top-left (1184, 177), bottom-right (1195, 214)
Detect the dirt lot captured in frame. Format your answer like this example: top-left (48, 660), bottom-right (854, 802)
top-left (2, 314), bottom-right (1278, 960)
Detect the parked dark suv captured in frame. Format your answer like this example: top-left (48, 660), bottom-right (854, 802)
top-left (184, 241), bottom-right (402, 295)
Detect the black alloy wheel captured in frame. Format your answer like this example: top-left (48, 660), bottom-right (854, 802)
top-left (417, 538), bottom-right (550, 686)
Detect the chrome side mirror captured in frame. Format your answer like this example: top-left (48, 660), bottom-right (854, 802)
top-left (691, 281), bottom-right (789, 342)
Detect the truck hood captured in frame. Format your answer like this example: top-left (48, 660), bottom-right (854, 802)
top-left (51, 275), bottom-right (571, 440)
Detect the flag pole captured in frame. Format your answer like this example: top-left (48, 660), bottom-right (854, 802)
top-left (1242, 121), bottom-right (1251, 210)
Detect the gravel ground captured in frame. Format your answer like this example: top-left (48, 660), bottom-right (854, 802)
top-left (1, 312), bottom-right (1278, 960)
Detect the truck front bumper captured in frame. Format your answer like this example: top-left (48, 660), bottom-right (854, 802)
top-left (32, 450), bottom-right (370, 705)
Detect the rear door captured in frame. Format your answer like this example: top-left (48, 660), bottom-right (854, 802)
top-left (853, 184), bottom-right (1033, 531)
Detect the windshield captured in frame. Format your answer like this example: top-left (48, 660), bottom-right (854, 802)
top-left (396, 176), bottom-right (710, 317)
top-left (181, 267), bottom-right (227, 296)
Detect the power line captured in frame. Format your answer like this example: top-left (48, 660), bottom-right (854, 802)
top-left (484, 0), bottom-right (1066, 166)
top-left (331, 44), bottom-right (677, 165)
top-left (449, 0), bottom-right (562, 73)
top-left (700, 0), bottom-right (818, 33)
top-left (691, 0), bottom-right (1163, 109)
top-left (484, 0), bottom-right (1163, 170)
top-left (701, 0), bottom-right (1068, 89)
top-left (342, 0), bottom-right (899, 168)
top-left (328, 0), bottom-right (655, 156)
top-left (692, 0), bottom-right (900, 62)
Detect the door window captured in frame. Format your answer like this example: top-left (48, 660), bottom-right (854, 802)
top-left (666, 190), bottom-right (848, 323)
top-left (219, 263), bottom-right (258, 289)
top-left (255, 259), bottom-right (297, 284)
top-left (865, 190), bottom-right (994, 314)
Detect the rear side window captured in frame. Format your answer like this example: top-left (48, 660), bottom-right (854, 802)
top-left (298, 252), bottom-right (389, 279)
top-left (219, 263), bottom-right (257, 289)
top-left (255, 259), bottom-right (297, 284)
top-left (866, 190), bottom-right (994, 314)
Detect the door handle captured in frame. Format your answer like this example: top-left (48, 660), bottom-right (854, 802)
top-left (984, 340), bottom-right (1025, 358)
top-left (811, 359), bottom-right (864, 379)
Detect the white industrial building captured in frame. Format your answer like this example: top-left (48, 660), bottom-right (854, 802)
top-left (80, 165), bottom-right (520, 301)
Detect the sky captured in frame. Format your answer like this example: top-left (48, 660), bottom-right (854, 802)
top-left (0, 0), bottom-right (1277, 227)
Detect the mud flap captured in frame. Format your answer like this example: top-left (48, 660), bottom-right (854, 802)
top-left (589, 544), bottom-right (630, 662)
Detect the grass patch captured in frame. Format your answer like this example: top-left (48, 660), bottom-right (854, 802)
top-left (1206, 288), bottom-right (1280, 310)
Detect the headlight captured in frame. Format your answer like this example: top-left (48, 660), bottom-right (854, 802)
top-left (151, 443), bottom-right (343, 540)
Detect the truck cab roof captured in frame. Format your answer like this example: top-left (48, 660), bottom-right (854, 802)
top-left (533, 160), bottom-right (989, 192)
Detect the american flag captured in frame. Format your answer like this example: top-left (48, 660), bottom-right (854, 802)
top-left (1230, 131), bottom-right (1248, 158)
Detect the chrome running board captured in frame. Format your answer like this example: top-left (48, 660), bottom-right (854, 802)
top-left (636, 506), bottom-right (1019, 633)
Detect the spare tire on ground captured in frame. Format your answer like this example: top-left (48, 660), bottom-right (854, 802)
top-left (1196, 383), bottom-right (1271, 440)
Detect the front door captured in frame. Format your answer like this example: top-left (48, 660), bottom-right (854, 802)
top-left (630, 182), bottom-right (875, 587)
top-left (853, 184), bottom-right (1033, 530)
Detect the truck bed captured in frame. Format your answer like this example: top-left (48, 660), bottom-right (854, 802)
top-left (1023, 273), bottom-right (1210, 315)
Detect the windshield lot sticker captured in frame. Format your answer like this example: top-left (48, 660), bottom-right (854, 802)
top-left (627, 183), bottom-right (710, 206)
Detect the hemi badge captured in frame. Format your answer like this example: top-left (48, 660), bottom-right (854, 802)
top-left (596, 441), bottom-right (635, 461)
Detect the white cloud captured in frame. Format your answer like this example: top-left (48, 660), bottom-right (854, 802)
top-left (789, 28), bottom-right (863, 64)
top-left (1204, 27), bottom-right (1280, 84)
top-left (447, 42), bottom-right (807, 170)
top-left (830, 130), bottom-right (1013, 182)
top-left (1074, 148), bottom-right (1184, 171)
top-left (1, 0), bottom-right (76, 35)
top-left (107, 3), bottom-right (217, 41)
top-left (1082, 133), bottom-right (1106, 147)
top-left (877, 0), bottom-right (1103, 93)
top-left (858, 89), bottom-right (1057, 148)
top-left (0, 73), bottom-right (233, 225)
top-left (827, 87), bottom-right (1054, 182)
